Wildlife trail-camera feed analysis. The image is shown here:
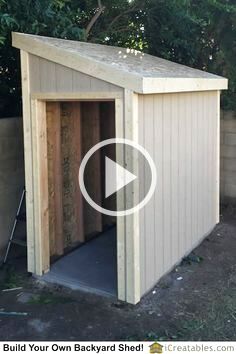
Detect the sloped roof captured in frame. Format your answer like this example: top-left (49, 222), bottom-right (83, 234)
top-left (12, 32), bottom-right (228, 94)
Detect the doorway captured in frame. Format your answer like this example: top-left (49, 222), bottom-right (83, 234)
top-left (43, 100), bottom-right (117, 296)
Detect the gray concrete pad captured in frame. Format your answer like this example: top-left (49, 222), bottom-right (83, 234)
top-left (41, 228), bottom-right (117, 297)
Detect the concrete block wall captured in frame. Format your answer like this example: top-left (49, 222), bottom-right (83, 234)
top-left (221, 111), bottom-right (236, 203)
top-left (0, 118), bottom-right (24, 258)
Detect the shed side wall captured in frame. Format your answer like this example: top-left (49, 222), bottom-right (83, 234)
top-left (28, 54), bottom-right (123, 93)
top-left (138, 91), bottom-right (219, 296)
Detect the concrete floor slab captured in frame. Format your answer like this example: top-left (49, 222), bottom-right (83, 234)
top-left (41, 228), bottom-right (117, 297)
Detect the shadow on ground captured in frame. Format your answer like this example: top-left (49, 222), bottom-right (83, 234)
top-left (0, 205), bottom-right (236, 341)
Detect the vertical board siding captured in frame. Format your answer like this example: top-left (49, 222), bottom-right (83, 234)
top-left (143, 95), bottom-right (155, 289)
top-left (29, 54), bottom-right (123, 93)
top-left (138, 95), bottom-right (145, 294)
top-left (139, 91), bottom-right (219, 296)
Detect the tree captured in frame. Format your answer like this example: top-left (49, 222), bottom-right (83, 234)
top-left (0, 0), bottom-right (235, 116)
top-left (0, 0), bottom-right (145, 117)
top-left (0, 0), bottom-right (86, 117)
top-left (145, 0), bottom-right (236, 110)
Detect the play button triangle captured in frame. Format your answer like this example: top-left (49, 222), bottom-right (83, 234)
top-left (105, 157), bottom-right (137, 198)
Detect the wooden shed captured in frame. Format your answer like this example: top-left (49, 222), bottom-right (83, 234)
top-left (13, 32), bottom-right (228, 304)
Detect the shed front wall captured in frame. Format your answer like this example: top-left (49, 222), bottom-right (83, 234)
top-left (22, 51), bottom-right (139, 303)
top-left (28, 54), bottom-right (123, 94)
top-left (138, 91), bottom-right (219, 296)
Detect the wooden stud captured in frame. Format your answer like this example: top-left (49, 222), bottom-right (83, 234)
top-left (31, 92), bottom-right (122, 101)
top-left (31, 99), bottom-right (50, 275)
top-left (70, 102), bottom-right (84, 243)
top-left (20, 50), bottom-right (35, 273)
top-left (81, 102), bottom-right (103, 236)
top-left (46, 102), bottom-right (64, 256)
top-left (61, 102), bottom-right (84, 247)
top-left (100, 101), bottom-right (116, 227)
top-left (115, 97), bottom-right (126, 301)
top-left (216, 91), bottom-right (221, 223)
top-left (124, 89), bottom-right (140, 304)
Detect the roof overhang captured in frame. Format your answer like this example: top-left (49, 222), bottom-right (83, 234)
top-left (12, 32), bottom-right (228, 94)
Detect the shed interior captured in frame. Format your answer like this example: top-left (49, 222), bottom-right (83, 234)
top-left (44, 100), bottom-right (117, 295)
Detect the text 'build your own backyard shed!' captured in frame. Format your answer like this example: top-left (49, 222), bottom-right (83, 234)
top-left (13, 32), bottom-right (228, 304)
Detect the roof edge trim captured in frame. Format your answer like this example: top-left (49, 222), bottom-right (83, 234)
top-left (12, 32), bottom-right (228, 94)
top-left (12, 32), bottom-right (143, 93)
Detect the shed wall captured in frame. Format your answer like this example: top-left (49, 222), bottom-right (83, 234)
top-left (138, 91), bottom-right (219, 296)
top-left (28, 54), bottom-right (123, 93)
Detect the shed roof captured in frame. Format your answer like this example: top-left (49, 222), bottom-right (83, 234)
top-left (12, 32), bottom-right (228, 94)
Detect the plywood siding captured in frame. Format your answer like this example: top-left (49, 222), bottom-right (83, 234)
top-left (29, 54), bottom-right (123, 93)
top-left (138, 91), bottom-right (219, 296)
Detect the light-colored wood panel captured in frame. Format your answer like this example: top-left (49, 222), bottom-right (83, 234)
top-left (153, 95), bottom-right (164, 279)
top-left (28, 54), bottom-right (123, 94)
top-left (72, 70), bottom-right (91, 91)
top-left (138, 95), bottom-right (146, 295)
top-left (216, 91), bottom-right (221, 223)
top-left (56, 64), bottom-right (73, 92)
top-left (115, 97), bottom-right (126, 301)
top-left (29, 55), bottom-right (40, 92)
top-left (39, 58), bottom-right (56, 92)
top-left (191, 94), bottom-right (198, 247)
top-left (178, 94), bottom-right (186, 257)
top-left (170, 94), bottom-right (179, 262)
top-left (31, 99), bottom-right (50, 275)
top-left (208, 92), bottom-right (214, 228)
top-left (185, 93), bottom-right (192, 252)
top-left (143, 95), bottom-right (155, 287)
top-left (162, 94), bottom-right (172, 270)
top-left (139, 91), bottom-right (219, 297)
top-left (124, 89), bottom-right (140, 304)
top-left (20, 51), bottom-right (35, 273)
top-left (31, 92), bottom-right (122, 100)
top-left (91, 77), bottom-right (109, 91)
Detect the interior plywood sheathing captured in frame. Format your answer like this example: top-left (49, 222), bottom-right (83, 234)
top-left (81, 102), bottom-right (103, 237)
top-left (46, 102), bottom-right (64, 256)
top-left (61, 102), bottom-right (84, 248)
top-left (100, 101), bottom-right (116, 227)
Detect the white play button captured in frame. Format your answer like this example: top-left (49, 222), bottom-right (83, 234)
top-left (79, 138), bottom-right (157, 217)
top-left (105, 157), bottom-right (137, 198)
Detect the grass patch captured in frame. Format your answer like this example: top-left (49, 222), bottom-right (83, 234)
top-left (0, 266), bottom-right (26, 290)
top-left (176, 289), bottom-right (236, 340)
top-left (28, 292), bottom-right (74, 305)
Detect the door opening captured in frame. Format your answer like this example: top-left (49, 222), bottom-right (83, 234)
top-left (43, 100), bottom-right (117, 296)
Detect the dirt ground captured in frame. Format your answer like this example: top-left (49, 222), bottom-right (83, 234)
top-left (0, 204), bottom-right (236, 341)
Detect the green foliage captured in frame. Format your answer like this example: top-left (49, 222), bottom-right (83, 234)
top-left (0, 0), bottom-right (145, 117)
top-left (82, 0), bottom-right (146, 49)
top-left (145, 0), bottom-right (236, 110)
top-left (0, 0), bottom-right (85, 117)
top-left (0, 0), bottom-right (235, 116)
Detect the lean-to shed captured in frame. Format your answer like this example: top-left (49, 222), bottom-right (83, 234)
top-left (12, 32), bottom-right (228, 304)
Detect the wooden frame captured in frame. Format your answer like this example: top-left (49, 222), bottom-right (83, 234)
top-left (21, 52), bottom-right (141, 303)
